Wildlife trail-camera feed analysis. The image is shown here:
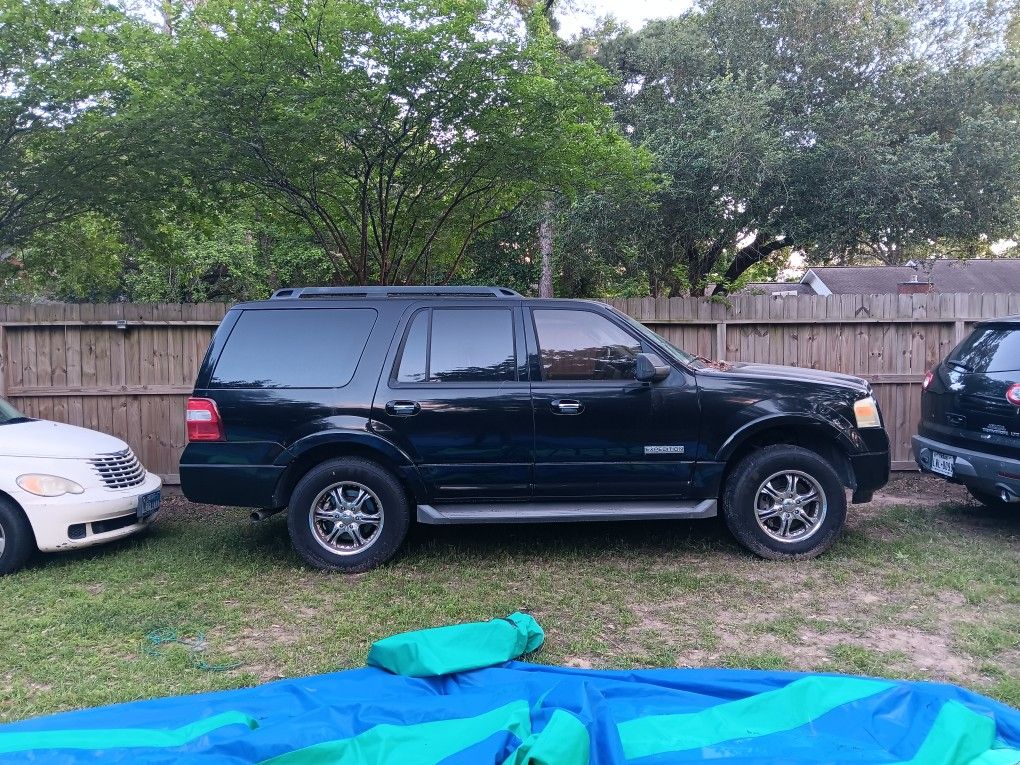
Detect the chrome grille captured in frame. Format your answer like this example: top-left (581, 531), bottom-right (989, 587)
top-left (90, 449), bottom-right (145, 490)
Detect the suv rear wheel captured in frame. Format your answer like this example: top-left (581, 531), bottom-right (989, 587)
top-left (722, 444), bottom-right (847, 560)
top-left (287, 457), bottom-right (410, 572)
top-left (0, 498), bottom-right (34, 575)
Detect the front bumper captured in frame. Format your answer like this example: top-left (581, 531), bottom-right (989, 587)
top-left (848, 450), bottom-right (891, 503)
top-left (22, 472), bottom-right (163, 552)
top-left (912, 434), bottom-right (1020, 500)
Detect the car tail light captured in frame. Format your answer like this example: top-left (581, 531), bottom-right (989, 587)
top-left (922, 370), bottom-right (934, 390)
top-left (1007, 384), bottom-right (1020, 407)
top-left (186, 398), bottom-right (224, 442)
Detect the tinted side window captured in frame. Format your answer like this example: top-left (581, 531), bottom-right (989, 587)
top-left (395, 310), bottom-right (428, 383)
top-left (950, 327), bottom-right (1020, 373)
top-left (533, 309), bottom-right (642, 381)
top-left (212, 308), bottom-right (377, 388)
top-left (430, 309), bottom-right (516, 382)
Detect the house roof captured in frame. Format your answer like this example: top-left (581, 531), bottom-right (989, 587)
top-left (738, 282), bottom-right (814, 296)
top-left (805, 259), bottom-right (1020, 295)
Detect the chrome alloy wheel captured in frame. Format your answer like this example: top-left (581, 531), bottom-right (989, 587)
top-left (754, 470), bottom-right (827, 543)
top-left (308, 481), bottom-right (384, 556)
top-left (0, 518), bottom-right (5, 558)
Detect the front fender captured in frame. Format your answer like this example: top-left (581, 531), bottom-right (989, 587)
top-left (715, 412), bottom-right (863, 463)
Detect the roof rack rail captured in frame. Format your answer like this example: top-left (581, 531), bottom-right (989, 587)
top-left (270, 286), bottom-right (522, 300)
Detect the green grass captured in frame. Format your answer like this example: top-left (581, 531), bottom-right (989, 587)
top-left (0, 493), bottom-right (1017, 722)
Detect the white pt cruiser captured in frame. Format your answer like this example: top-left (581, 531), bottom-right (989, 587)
top-left (0, 398), bottom-right (161, 575)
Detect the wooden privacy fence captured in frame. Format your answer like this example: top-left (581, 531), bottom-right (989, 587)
top-left (0, 304), bottom-right (229, 482)
top-left (0, 292), bottom-right (1016, 482)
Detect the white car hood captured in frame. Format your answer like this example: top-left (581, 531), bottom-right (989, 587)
top-left (0, 419), bottom-right (129, 459)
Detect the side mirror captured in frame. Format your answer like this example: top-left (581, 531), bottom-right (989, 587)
top-left (635, 352), bottom-right (670, 383)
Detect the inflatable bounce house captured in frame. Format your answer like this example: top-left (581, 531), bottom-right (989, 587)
top-left (1, 613), bottom-right (1018, 763)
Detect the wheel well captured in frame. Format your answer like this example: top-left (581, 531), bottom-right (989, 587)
top-left (0, 489), bottom-right (38, 546)
top-left (274, 444), bottom-right (416, 509)
top-left (722, 425), bottom-right (855, 491)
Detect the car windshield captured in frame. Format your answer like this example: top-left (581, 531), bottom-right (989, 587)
top-left (613, 309), bottom-right (708, 369)
top-left (0, 398), bottom-right (29, 425)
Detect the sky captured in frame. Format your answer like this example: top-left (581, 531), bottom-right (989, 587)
top-left (556, 0), bottom-right (691, 39)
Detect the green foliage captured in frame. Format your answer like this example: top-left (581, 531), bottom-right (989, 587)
top-left (1, 215), bottom-right (128, 301)
top-left (579, 0), bottom-right (1020, 295)
top-left (0, 0), bottom-right (1016, 301)
top-left (123, 0), bottom-right (642, 286)
top-left (0, 0), bottom-right (153, 245)
top-left (124, 211), bottom-right (327, 303)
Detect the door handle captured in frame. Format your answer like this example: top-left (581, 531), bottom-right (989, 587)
top-left (551, 399), bottom-right (584, 415)
top-left (386, 400), bottom-right (421, 417)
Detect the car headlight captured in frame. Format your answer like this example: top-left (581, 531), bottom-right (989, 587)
top-left (853, 396), bottom-right (882, 428)
top-left (16, 474), bottom-right (85, 497)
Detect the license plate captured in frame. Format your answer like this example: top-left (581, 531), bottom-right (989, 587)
top-left (930, 451), bottom-right (955, 478)
top-left (137, 489), bottom-right (161, 520)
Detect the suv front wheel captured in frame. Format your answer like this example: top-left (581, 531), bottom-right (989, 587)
top-left (287, 457), bottom-right (410, 572)
top-left (722, 444), bottom-right (847, 560)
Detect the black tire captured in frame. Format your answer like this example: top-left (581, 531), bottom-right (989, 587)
top-left (286, 457), bottom-right (410, 572)
top-left (967, 486), bottom-right (1014, 511)
top-left (0, 497), bottom-right (35, 575)
top-left (722, 444), bottom-right (847, 560)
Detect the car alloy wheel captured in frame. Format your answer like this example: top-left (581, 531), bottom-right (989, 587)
top-left (754, 470), bottom-right (827, 543)
top-left (308, 481), bottom-right (385, 556)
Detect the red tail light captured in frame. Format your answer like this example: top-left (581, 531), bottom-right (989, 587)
top-left (1007, 384), bottom-right (1020, 407)
top-left (922, 370), bottom-right (934, 390)
top-left (186, 398), bottom-right (224, 442)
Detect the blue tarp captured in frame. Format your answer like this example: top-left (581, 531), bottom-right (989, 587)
top-left (2, 662), bottom-right (1019, 763)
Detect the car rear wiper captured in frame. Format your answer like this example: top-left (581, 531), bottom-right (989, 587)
top-left (946, 360), bottom-right (972, 372)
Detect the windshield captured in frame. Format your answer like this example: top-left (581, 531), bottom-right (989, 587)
top-left (613, 309), bottom-right (708, 369)
top-left (0, 398), bottom-right (29, 425)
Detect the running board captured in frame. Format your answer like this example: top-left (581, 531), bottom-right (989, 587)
top-left (416, 499), bottom-right (717, 525)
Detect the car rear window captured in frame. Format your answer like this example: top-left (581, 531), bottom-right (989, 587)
top-left (949, 325), bottom-right (1020, 373)
top-left (211, 308), bottom-right (377, 388)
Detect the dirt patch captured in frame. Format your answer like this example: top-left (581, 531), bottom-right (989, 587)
top-left (865, 627), bottom-right (971, 677)
top-left (862, 472), bottom-right (971, 509)
top-left (564, 656), bottom-right (593, 669)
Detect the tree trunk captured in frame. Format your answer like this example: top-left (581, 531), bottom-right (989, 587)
top-left (711, 237), bottom-right (790, 296)
top-left (538, 200), bottom-right (554, 298)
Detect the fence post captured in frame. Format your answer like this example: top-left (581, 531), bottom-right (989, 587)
top-left (954, 319), bottom-right (966, 345)
top-left (0, 323), bottom-right (6, 400)
top-left (715, 322), bottom-right (727, 361)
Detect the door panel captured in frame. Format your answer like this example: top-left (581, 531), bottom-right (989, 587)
top-left (373, 305), bottom-right (533, 501)
top-left (527, 306), bottom-right (700, 499)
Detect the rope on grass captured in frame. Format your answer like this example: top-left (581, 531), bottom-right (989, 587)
top-left (143, 628), bottom-right (243, 672)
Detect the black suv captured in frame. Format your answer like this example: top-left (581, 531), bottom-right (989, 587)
top-left (180, 286), bottom-right (890, 571)
top-left (913, 316), bottom-right (1020, 508)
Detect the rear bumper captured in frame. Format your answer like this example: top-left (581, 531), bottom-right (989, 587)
top-left (849, 449), bottom-right (891, 503)
top-left (180, 464), bottom-right (285, 508)
top-left (912, 434), bottom-right (1020, 498)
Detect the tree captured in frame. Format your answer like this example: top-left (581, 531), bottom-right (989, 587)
top-left (583, 0), bottom-right (1020, 296)
top-left (130, 0), bottom-right (641, 286)
top-left (0, 0), bottom-right (144, 249)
